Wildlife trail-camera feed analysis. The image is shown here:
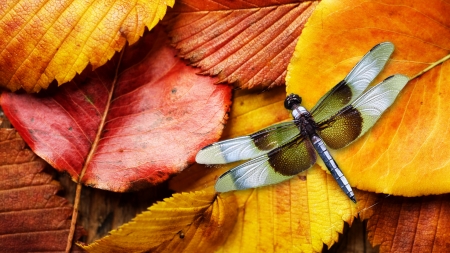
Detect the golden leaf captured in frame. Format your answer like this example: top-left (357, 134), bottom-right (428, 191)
top-left (0, 0), bottom-right (174, 92)
top-left (82, 191), bottom-right (238, 252)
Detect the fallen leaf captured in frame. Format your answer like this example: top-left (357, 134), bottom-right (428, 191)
top-left (286, 0), bottom-right (450, 196)
top-left (0, 27), bottom-right (232, 192)
top-left (358, 192), bottom-right (450, 252)
top-left (170, 86), bottom-right (358, 252)
top-left (0, 128), bottom-right (84, 252)
top-left (0, 0), bottom-right (174, 92)
top-left (81, 191), bottom-right (238, 252)
top-left (164, 0), bottom-right (318, 89)
top-left (218, 168), bottom-right (357, 253)
top-left (172, 166), bottom-right (358, 252)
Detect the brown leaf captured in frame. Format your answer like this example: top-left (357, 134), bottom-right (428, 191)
top-left (358, 192), bottom-right (450, 252)
top-left (0, 128), bottom-right (84, 252)
top-left (164, 0), bottom-right (318, 89)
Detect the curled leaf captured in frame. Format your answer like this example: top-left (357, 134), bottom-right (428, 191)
top-left (218, 168), bottom-right (357, 252)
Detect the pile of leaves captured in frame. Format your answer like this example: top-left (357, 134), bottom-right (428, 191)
top-left (1, 0), bottom-right (450, 252)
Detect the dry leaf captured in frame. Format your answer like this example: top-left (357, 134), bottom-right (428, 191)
top-left (82, 191), bottom-right (238, 252)
top-left (164, 0), bottom-right (318, 89)
top-left (0, 0), bottom-right (174, 92)
top-left (358, 192), bottom-right (450, 252)
top-left (286, 0), bottom-right (450, 196)
top-left (1, 27), bottom-right (232, 192)
top-left (0, 128), bottom-right (84, 252)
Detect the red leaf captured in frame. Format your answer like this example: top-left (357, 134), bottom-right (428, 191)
top-left (1, 27), bottom-right (232, 192)
top-left (164, 0), bottom-right (318, 89)
top-left (0, 128), bottom-right (84, 252)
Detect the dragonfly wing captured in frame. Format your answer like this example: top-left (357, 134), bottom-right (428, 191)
top-left (196, 121), bottom-right (300, 164)
top-left (318, 74), bottom-right (409, 149)
top-left (312, 42), bottom-right (395, 122)
top-left (215, 137), bottom-right (317, 192)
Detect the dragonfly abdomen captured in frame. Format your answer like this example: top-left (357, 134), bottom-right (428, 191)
top-left (310, 135), bottom-right (356, 203)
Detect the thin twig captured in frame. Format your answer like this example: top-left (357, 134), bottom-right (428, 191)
top-left (410, 54), bottom-right (450, 80)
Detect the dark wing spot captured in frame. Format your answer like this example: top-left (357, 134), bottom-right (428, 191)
top-left (318, 105), bottom-right (363, 149)
top-left (268, 139), bottom-right (316, 176)
top-left (312, 80), bottom-right (353, 118)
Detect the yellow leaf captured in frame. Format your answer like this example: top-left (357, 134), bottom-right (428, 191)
top-left (170, 86), bottom-right (358, 252)
top-left (217, 168), bottom-right (357, 253)
top-left (286, 0), bottom-right (450, 196)
top-left (82, 191), bottom-right (238, 252)
top-left (0, 0), bottom-right (174, 92)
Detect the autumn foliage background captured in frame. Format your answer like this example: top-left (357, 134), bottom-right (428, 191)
top-left (1, 0), bottom-right (450, 252)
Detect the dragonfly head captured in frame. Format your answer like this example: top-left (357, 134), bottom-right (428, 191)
top-left (284, 94), bottom-right (302, 110)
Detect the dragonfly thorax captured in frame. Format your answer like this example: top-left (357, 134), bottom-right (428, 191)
top-left (294, 108), bottom-right (317, 137)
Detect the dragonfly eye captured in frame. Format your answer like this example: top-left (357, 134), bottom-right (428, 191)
top-left (284, 94), bottom-right (302, 110)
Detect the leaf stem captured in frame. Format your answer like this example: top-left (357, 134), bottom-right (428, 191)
top-left (410, 53), bottom-right (450, 80)
top-left (65, 183), bottom-right (82, 253)
top-left (64, 47), bottom-right (127, 252)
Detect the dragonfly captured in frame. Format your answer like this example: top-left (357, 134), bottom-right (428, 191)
top-left (195, 42), bottom-right (409, 203)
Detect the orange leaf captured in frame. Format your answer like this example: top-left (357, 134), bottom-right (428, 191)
top-left (358, 192), bottom-right (450, 253)
top-left (164, 0), bottom-right (318, 89)
top-left (81, 191), bottom-right (238, 252)
top-left (0, 128), bottom-right (84, 251)
top-left (0, 0), bottom-right (174, 92)
top-left (286, 0), bottom-right (450, 196)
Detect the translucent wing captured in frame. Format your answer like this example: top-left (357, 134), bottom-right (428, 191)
top-left (312, 42), bottom-right (395, 122)
top-left (318, 74), bottom-right (409, 149)
top-left (215, 137), bottom-right (317, 192)
top-left (196, 121), bottom-right (300, 164)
